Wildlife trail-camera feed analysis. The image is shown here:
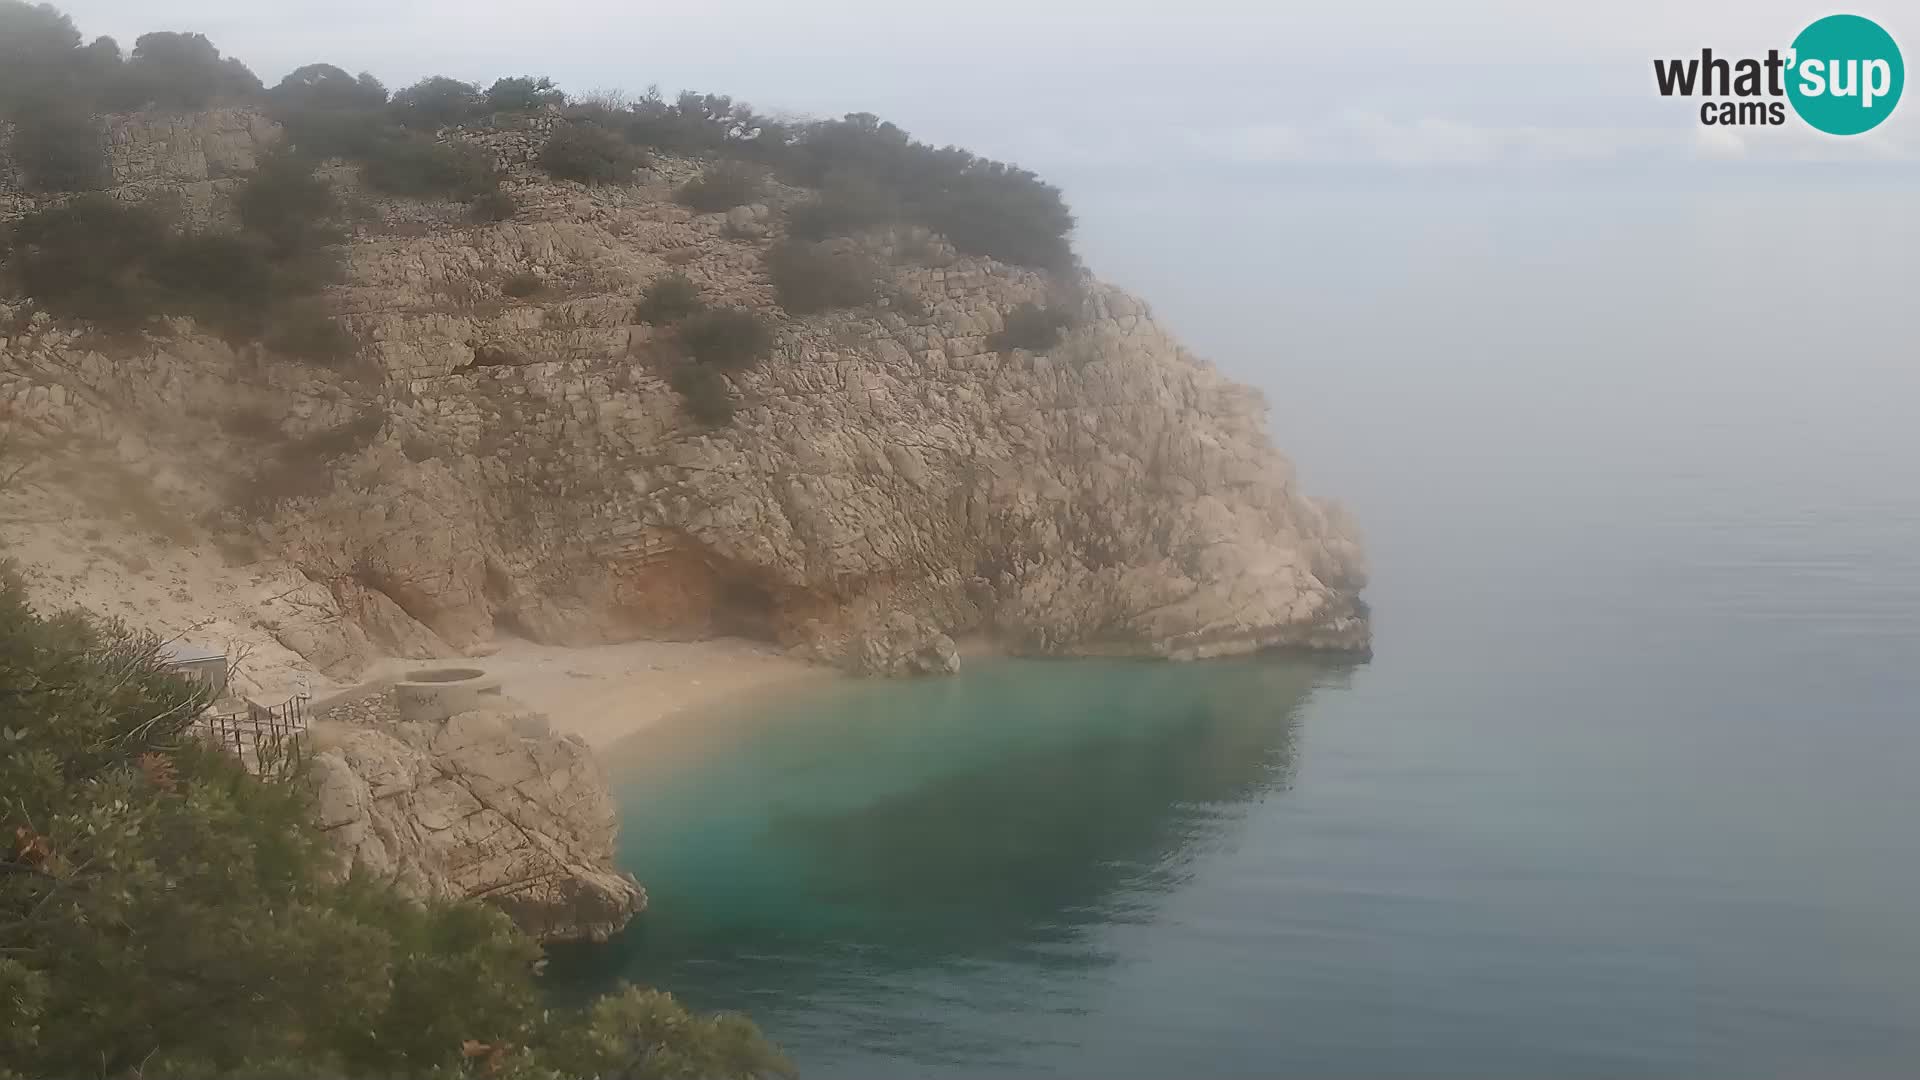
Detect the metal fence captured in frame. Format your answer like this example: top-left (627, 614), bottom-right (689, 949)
top-left (194, 696), bottom-right (309, 778)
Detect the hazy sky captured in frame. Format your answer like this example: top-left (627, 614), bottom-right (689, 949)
top-left (50, 0), bottom-right (1920, 177)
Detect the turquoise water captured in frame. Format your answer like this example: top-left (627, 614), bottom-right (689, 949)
top-left (558, 636), bottom-right (1920, 1079)
top-left (550, 187), bottom-right (1920, 1076)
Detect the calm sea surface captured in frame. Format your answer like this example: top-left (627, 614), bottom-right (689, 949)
top-left (552, 183), bottom-right (1920, 1077)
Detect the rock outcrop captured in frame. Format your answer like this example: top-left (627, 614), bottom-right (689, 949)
top-left (307, 695), bottom-right (645, 943)
top-left (0, 107), bottom-right (1369, 683)
top-left (840, 611), bottom-right (962, 677)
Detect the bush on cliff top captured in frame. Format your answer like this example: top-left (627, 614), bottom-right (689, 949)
top-left (486, 74), bottom-right (564, 114)
top-left (111, 30), bottom-right (262, 110)
top-left (785, 171), bottom-right (901, 242)
top-left (540, 118), bottom-right (646, 185)
top-left (0, 2), bottom-right (112, 191)
top-left (767, 239), bottom-right (880, 315)
top-left (269, 61), bottom-right (388, 113)
top-left (675, 160), bottom-right (763, 213)
top-left (4, 0), bottom-right (1078, 342)
top-left (622, 88), bottom-right (785, 157)
top-left (779, 112), bottom-right (1076, 270)
top-left (264, 71), bottom-right (506, 205)
top-left (390, 74), bottom-right (484, 130)
top-left (0, 563), bottom-right (794, 1080)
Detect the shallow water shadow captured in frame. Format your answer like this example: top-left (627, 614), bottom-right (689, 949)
top-left (548, 655), bottom-right (1349, 1023)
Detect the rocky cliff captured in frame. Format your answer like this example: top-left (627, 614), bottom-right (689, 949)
top-left (0, 108), bottom-right (1368, 685)
top-left (308, 690), bottom-right (645, 943)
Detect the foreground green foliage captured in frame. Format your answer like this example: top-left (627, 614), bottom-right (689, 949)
top-left (0, 567), bottom-right (794, 1079)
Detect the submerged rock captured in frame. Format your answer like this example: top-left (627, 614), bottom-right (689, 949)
top-left (307, 700), bottom-right (645, 943)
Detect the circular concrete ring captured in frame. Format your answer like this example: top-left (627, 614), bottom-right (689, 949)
top-left (393, 667), bottom-right (504, 724)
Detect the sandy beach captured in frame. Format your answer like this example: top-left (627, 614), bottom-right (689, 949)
top-left (458, 636), bottom-right (837, 747)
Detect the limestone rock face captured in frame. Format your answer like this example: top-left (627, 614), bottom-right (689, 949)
top-left (843, 611), bottom-right (962, 676)
top-left (307, 703), bottom-right (645, 943)
top-left (0, 107), bottom-right (1371, 678)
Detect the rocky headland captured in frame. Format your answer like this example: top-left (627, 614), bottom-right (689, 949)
top-left (0, 103), bottom-right (1368, 943)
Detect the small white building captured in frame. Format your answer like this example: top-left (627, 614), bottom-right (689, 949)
top-left (158, 642), bottom-right (229, 699)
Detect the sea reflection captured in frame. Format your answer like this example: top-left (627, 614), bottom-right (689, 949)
top-left (548, 655), bottom-right (1349, 1068)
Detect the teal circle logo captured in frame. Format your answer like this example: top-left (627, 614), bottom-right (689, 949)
top-left (1787, 14), bottom-right (1904, 135)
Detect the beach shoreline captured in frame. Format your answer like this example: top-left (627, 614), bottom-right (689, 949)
top-left (456, 636), bottom-right (840, 748)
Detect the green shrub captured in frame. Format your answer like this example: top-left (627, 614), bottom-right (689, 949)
top-left (675, 160), bottom-right (762, 213)
top-left (624, 89), bottom-right (763, 154)
top-left (389, 75), bottom-right (482, 129)
top-left (234, 150), bottom-right (340, 256)
top-left (767, 240), bottom-right (879, 314)
top-left (485, 75), bottom-right (563, 114)
top-left (501, 272), bottom-right (543, 298)
top-left (781, 113), bottom-right (1075, 270)
top-left (680, 307), bottom-right (772, 371)
top-left (988, 301), bottom-right (1074, 352)
top-left (264, 66), bottom-right (388, 160)
top-left (360, 135), bottom-right (500, 200)
top-left (539, 120), bottom-right (644, 185)
top-left (0, 1), bottom-right (85, 106)
top-left (634, 272), bottom-right (703, 324)
top-left (2, 181), bottom-right (341, 340)
top-left (11, 103), bottom-right (107, 193)
top-left (928, 167), bottom-right (1076, 271)
top-left (148, 229), bottom-right (282, 334)
top-left (267, 75), bottom-right (500, 206)
top-left (2, 195), bottom-right (172, 327)
top-left (269, 62), bottom-right (387, 112)
top-left (785, 172), bottom-right (900, 241)
top-left (670, 363), bottom-right (735, 426)
top-left (111, 30), bottom-right (261, 110)
top-left (0, 566), bottom-right (793, 1079)
top-left (467, 187), bottom-right (518, 223)
top-left (272, 101), bottom-right (387, 159)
